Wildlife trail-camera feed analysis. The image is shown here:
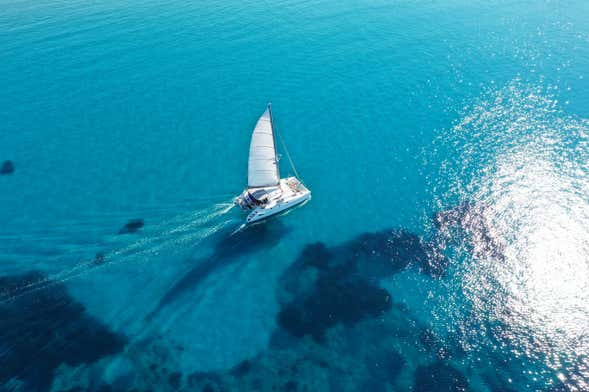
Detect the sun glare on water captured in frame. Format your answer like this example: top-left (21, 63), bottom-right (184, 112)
top-left (438, 81), bottom-right (589, 389)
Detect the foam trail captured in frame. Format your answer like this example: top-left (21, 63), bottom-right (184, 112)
top-left (230, 223), bottom-right (247, 236)
top-left (0, 201), bottom-right (236, 304)
top-left (0, 222), bottom-right (230, 304)
top-left (127, 215), bottom-right (235, 261)
top-left (0, 200), bottom-right (236, 262)
top-left (111, 202), bottom-right (231, 257)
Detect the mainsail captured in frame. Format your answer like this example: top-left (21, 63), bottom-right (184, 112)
top-left (248, 105), bottom-right (280, 188)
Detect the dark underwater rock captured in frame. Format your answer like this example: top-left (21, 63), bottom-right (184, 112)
top-left (300, 242), bottom-right (331, 270)
top-left (283, 380), bottom-right (298, 391)
top-left (416, 248), bottom-right (448, 278)
top-left (358, 378), bottom-right (389, 392)
top-left (433, 202), bottom-right (505, 263)
top-left (230, 359), bottom-right (252, 376)
top-left (94, 252), bottom-right (106, 265)
top-left (434, 202), bottom-right (473, 230)
top-left (482, 372), bottom-right (518, 392)
top-left (275, 227), bottom-right (452, 342)
top-left (419, 329), bottom-right (453, 360)
top-left (0, 271), bottom-right (126, 391)
top-left (414, 362), bottom-right (469, 392)
top-left (187, 371), bottom-right (225, 391)
top-left (278, 265), bottom-right (391, 342)
top-left (367, 350), bottom-right (405, 383)
top-left (168, 372), bottom-right (182, 389)
top-left (0, 160), bottom-right (15, 175)
top-left (96, 385), bottom-right (114, 392)
top-left (279, 230), bottom-right (451, 324)
top-left (420, 328), bottom-right (438, 350)
top-left (118, 219), bottom-right (144, 234)
top-left (340, 229), bottom-right (449, 278)
top-left (347, 230), bottom-right (417, 274)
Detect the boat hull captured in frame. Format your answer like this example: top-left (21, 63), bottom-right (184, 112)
top-left (246, 190), bottom-right (311, 223)
top-left (234, 176), bottom-right (311, 223)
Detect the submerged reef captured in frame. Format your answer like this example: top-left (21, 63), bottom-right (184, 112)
top-left (93, 252), bottom-right (107, 265)
top-left (434, 201), bottom-right (505, 262)
top-left (46, 215), bottom-right (552, 391)
top-left (351, 229), bottom-right (448, 278)
top-left (277, 266), bottom-right (392, 342)
top-left (50, 225), bottom-right (461, 391)
top-left (118, 219), bottom-right (144, 234)
top-left (180, 228), bottom-right (464, 391)
top-left (414, 362), bottom-right (469, 392)
top-left (275, 228), bottom-right (448, 343)
top-left (0, 271), bottom-right (126, 391)
top-left (0, 160), bottom-right (15, 175)
top-left (176, 223), bottom-right (558, 391)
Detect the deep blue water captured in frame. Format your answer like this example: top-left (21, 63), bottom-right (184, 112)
top-left (1, 0), bottom-right (588, 391)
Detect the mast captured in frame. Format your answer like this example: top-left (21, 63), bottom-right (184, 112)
top-left (272, 104), bottom-right (302, 182)
top-left (267, 103), bottom-right (281, 181)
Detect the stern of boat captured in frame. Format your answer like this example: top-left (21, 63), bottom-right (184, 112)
top-left (234, 189), bottom-right (255, 210)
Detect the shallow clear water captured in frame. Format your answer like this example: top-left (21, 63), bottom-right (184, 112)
top-left (1, 0), bottom-right (588, 391)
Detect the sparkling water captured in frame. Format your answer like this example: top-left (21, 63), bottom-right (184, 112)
top-left (1, 0), bottom-right (588, 390)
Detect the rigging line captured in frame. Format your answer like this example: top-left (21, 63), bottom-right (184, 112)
top-left (273, 120), bottom-right (302, 181)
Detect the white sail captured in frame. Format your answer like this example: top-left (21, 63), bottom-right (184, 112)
top-left (248, 106), bottom-right (280, 188)
top-left (234, 104), bottom-right (312, 222)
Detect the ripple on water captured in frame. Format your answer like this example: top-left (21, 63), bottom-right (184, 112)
top-left (432, 80), bottom-right (589, 390)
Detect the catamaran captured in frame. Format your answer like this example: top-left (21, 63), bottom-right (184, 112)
top-left (234, 104), bottom-right (311, 223)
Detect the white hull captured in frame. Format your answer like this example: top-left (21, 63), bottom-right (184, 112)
top-left (235, 176), bottom-right (311, 223)
top-left (247, 189), bottom-right (311, 223)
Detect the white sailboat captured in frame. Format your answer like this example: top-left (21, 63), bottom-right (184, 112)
top-left (234, 104), bottom-right (311, 223)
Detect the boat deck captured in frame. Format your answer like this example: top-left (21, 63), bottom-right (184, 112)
top-left (279, 177), bottom-right (308, 199)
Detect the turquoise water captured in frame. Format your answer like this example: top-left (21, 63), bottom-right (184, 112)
top-left (1, 0), bottom-right (588, 390)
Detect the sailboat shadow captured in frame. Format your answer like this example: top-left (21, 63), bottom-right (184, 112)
top-left (146, 220), bottom-right (290, 320)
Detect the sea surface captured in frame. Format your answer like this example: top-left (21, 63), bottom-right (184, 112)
top-left (1, 0), bottom-right (588, 391)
